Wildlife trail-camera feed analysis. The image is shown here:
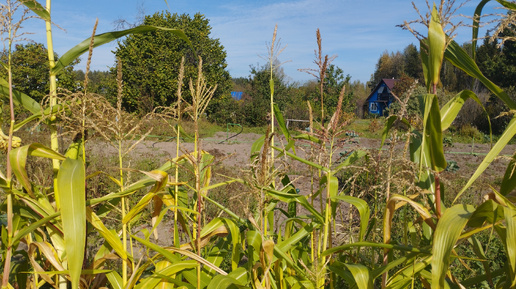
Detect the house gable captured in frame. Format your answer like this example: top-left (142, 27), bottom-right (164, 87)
top-left (365, 79), bottom-right (398, 117)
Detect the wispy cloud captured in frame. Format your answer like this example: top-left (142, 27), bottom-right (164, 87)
top-left (14, 0), bottom-right (502, 83)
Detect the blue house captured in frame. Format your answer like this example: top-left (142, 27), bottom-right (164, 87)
top-left (364, 78), bottom-right (398, 117)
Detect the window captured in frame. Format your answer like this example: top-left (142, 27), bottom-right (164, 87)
top-left (370, 102), bottom-right (378, 112)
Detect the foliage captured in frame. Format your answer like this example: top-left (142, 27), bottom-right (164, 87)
top-left (0, 43), bottom-right (79, 103)
top-left (114, 11), bottom-right (231, 114)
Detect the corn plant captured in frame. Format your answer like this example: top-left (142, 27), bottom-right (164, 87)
top-left (320, 2), bottom-right (516, 288)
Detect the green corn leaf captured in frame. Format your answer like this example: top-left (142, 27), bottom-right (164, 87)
top-left (293, 133), bottom-right (322, 145)
top-left (52, 25), bottom-right (191, 74)
top-left (273, 104), bottom-right (295, 153)
top-left (11, 212), bottom-right (59, 245)
top-left (372, 253), bottom-right (421, 279)
top-left (444, 40), bottom-right (516, 110)
top-left (20, 0), bottom-right (50, 21)
top-left (250, 135), bottom-right (265, 160)
top-left (421, 93), bottom-right (447, 172)
top-left (381, 115), bottom-right (398, 149)
top-left (207, 267), bottom-right (248, 289)
top-left (10, 143), bottom-right (66, 196)
top-left (123, 192), bottom-right (155, 224)
top-left (469, 236), bottom-right (494, 286)
top-left (440, 90), bottom-right (490, 133)
top-left (420, 40), bottom-right (431, 90)
top-left (504, 204), bottom-right (516, 284)
top-left (428, 4), bottom-right (446, 89)
top-left (431, 204), bottom-right (475, 289)
top-left (263, 186), bottom-right (324, 223)
top-left (272, 146), bottom-right (326, 171)
top-left (105, 271), bottom-right (123, 289)
top-left (331, 195), bottom-right (370, 241)
top-left (0, 77), bottom-right (41, 114)
top-left (472, 0), bottom-right (490, 60)
top-left (134, 260), bottom-right (198, 289)
top-left (57, 158), bottom-right (86, 289)
top-left (86, 207), bottom-right (128, 261)
top-left (386, 256), bottom-right (432, 289)
top-left (501, 152), bottom-right (516, 197)
top-left (455, 116), bottom-right (516, 202)
top-left (472, 0), bottom-right (516, 60)
top-left (323, 241), bottom-right (430, 256)
top-left (343, 263), bottom-right (373, 289)
top-left (132, 235), bottom-right (227, 276)
top-left (333, 150), bottom-right (367, 172)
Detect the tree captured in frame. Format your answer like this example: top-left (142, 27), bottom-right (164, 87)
top-left (242, 64), bottom-right (292, 126)
top-left (114, 12), bottom-right (231, 114)
top-left (403, 44), bottom-right (423, 81)
top-left (74, 70), bottom-right (117, 100)
top-left (323, 64), bottom-right (354, 116)
top-left (0, 43), bottom-right (79, 103)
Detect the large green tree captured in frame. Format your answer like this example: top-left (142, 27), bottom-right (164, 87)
top-left (0, 43), bottom-right (78, 103)
top-left (114, 11), bottom-right (231, 114)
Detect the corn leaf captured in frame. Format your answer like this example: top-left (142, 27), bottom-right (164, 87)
top-left (11, 212), bottom-right (59, 245)
top-left (132, 235), bottom-right (227, 275)
top-left (293, 133), bottom-right (322, 145)
top-left (250, 135), bottom-right (265, 160)
top-left (207, 267), bottom-right (248, 289)
top-left (504, 204), bottom-right (516, 284)
top-left (472, 0), bottom-right (516, 60)
top-left (455, 116), bottom-right (516, 202)
top-left (20, 0), bottom-right (50, 20)
top-left (331, 195), bottom-right (369, 241)
top-left (431, 204), bottom-right (474, 289)
top-left (134, 260), bottom-right (198, 289)
top-left (263, 186), bottom-right (324, 223)
top-left (421, 93), bottom-right (447, 172)
top-left (386, 256), bottom-right (432, 289)
top-left (10, 143), bottom-right (66, 196)
top-left (0, 77), bottom-right (41, 114)
top-left (86, 207), bottom-right (128, 260)
top-left (52, 25), bottom-right (191, 74)
top-left (444, 40), bottom-right (516, 110)
top-left (123, 192), bottom-right (155, 224)
top-left (333, 150), bottom-right (367, 172)
top-left (344, 263), bottom-right (373, 289)
top-left (273, 146), bottom-right (326, 171)
top-left (323, 241), bottom-right (430, 256)
top-left (440, 90), bottom-right (490, 133)
top-left (105, 271), bottom-right (123, 289)
top-left (273, 103), bottom-right (295, 153)
top-left (57, 158), bottom-right (86, 289)
top-left (428, 5), bottom-right (446, 88)
top-left (501, 152), bottom-right (516, 197)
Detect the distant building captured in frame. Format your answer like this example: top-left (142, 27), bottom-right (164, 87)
top-left (230, 91), bottom-right (243, 100)
top-left (364, 78), bottom-right (398, 117)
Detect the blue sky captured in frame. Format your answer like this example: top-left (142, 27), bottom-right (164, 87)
top-left (19, 0), bottom-right (503, 84)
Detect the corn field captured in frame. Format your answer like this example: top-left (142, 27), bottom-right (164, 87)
top-left (0, 0), bottom-right (516, 288)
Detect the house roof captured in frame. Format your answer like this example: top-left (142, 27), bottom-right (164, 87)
top-left (365, 78), bottom-right (399, 102)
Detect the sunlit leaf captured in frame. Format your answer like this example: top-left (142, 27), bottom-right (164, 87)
top-left (0, 77), bottom-right (41, 114)
top-left (57, 158), bottom-right (86, 289)
top-left (455, 116), bottom-right (516, 202)
top-left (344, 263), bottom-right (373, 289)
top-left (431, 204), bottom-right (474, 289)
top-left (20, 0), bottom-right (50, 20)
top-left (52, 25), bottom-right (191, 74)
top-left (427, 5), bottom-right (446, 89)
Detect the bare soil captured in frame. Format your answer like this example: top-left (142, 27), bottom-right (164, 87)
top-left (108, 132), bottom-right (515, 251)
